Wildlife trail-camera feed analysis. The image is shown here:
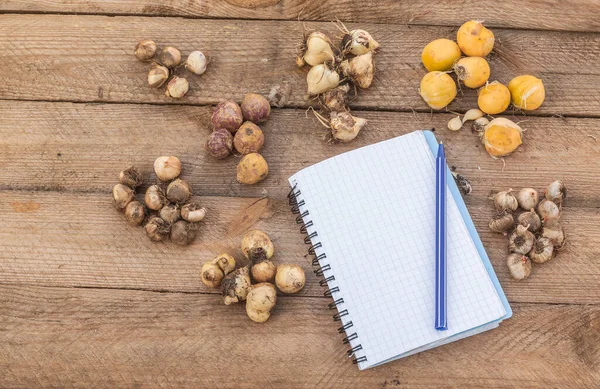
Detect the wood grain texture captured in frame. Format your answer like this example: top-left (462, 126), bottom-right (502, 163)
top-left (1, 285), bottom-right (599, 389)
top-left (1, 188), bottom-right (599, 304)
top-left (1, 0), bottom-right (599, 32)
top-left (1, 101), bottom-right (599, 202)
top-left (1, 15), bottom-right (599, 116)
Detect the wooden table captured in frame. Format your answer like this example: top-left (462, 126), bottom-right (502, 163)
top-left (1, 1), bottom-right (599, 388)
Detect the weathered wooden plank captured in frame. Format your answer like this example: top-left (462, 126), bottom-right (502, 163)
top-left (1, 0), bottom-right (599, 33)
top-left (0, 15), bottom-right (599, 116)
top-left (1, 188), bottom-right (599, 304)
top-left (1, 101), bottom-right (599, 204)
top-left (1, 285), bottom-right (598, 388)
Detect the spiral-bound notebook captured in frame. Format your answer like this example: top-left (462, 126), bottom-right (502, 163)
top-left (288, 130), bottom-right (511, 370)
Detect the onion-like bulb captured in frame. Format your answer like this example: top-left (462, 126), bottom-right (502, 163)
top-left (421, 38), bottom-right (461, 72)
top-left (419, 71), bottom-right (457, 110)
top-left (301, 31), bottom-right (335, 66)
top-left (482, 118), bottom-right (523, 158)
top-left (488, 211), bottom-right (514, 233)
top-left (517, 209), bottom-right (541, 232)
top-left (478, 81), bottom-right (510, 114)
top-left (340, 51), bottom-right (374, 89)
top-left (457, 20), bottom-right (495, 57)
top-left (154, 156), bottom-right (181, 181)
top-left (147, 65), bottom-right (169, 88)
top-left (537, 199), bottom-right (560, 224)
top-left (306, 64), bottom-right (339, 95)
top-left (134, 39), bottom-right (157, 61)
top-left (508, 224), bottom-right (535, 254)
top-left (343, 29), bottom-right (380, 56)
top-left (529, 237), bottom-right (554, 264)
top-left (506, 253), bottom-right (531, 280)
top-left (454, 57), bottom-right (490, 89)
top-left (493, 189), bottom-right (518, 212)
top-left (165, 76), bottom-right (189, 99)
top-left (330, 111), bottom-right (367, 143)
top-left (541, 223), bottom-right (566, 249)
top-left (185, 50), bottom-right (208, 75)
top-left (516, 188), bottom-right (539, 210)
top-left (545, 180), bottom-right (566, 205)
top-left (508, 75), bottom-right (545, 111)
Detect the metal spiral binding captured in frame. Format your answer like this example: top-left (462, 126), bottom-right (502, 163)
top-left (288, 184), bottom-right (367, 366)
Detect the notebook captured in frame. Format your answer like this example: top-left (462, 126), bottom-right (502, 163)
top-left (287, 130), bottom-right (511, 370)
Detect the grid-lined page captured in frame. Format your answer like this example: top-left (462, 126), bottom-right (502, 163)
top-left (289, 131), bottom-right (506, 370)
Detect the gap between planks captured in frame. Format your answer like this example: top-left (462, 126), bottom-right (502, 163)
top-left (2, 97), bottom-right (600, 120)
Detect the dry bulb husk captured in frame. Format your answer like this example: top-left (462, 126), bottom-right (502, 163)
top-left (517, 209), bottom-right (541, 232)
top-left (508, 224), bottom-right (535, 255)
top-left (506, 253), bottom-right (531, 280)
top-left (299, 31), bottom-right (336, 67)
top-left (222, 266), bottom-right (252, 305)
top-left (490, 181), bottom-right (568, 281)
top-left (488, 211), bottom-right (514, 234)
top-left (493, 189), bottom-right (518, 212)
top-left (529, 237), bottom-right (554, 264)
top-left (340, 51), bottom-right (375, 89)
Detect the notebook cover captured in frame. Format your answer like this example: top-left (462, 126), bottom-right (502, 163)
top-left (422, 130), bottom-right (512, 320)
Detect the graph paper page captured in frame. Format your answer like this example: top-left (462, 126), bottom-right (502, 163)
top-left (289, 131), bottom-right (506, 370)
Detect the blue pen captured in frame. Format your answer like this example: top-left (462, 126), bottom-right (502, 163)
top-left (435, 142), bottom-right (447, 331)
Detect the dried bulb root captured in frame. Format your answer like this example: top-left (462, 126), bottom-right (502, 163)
top-left (517, 209), bottom-right (541, 232)
top-left (275, 264), bottom-right (306, 294)
top-left (246, 282), bottom-right (277, 323)
top-left (135, 39), bottom-right (157, 61)
top-left (236, 153), bottom-right (269, 184)
top-left (222, 266), bottom-right (252, 305)
top-left (506, 253), bottom-right (532, 280)
top-left (545, 180), bottom-right (567, 206)
top-left (341, 29), bottom-right (380, 56)
top-left (112, 184), bottom-right (134, 211)
top-left (201, 253), bottom-right (236, 288)
top-left (212, 100), bottom-right (243, 133)
top-left (529, 237), bottom-right (554, 264)
top-left (537, 199), bottom-right (560, 224)
top-left (157, 46), bottom-right (181, 68)
top-left (206, 128), bottom-right (234, 159)
top-left (488, 211), bottom-right (514, 234)
top-left (516, 188), bottom-right (539, 210)
top-left (330, 111), bottom-right (367, 143)
top-left (541, 224), bottom-right (566, 250)
top-left (166, 179), bottom-right (192, 204)
top-left (508, 224), bottom-right (535, 254)
top-left (180, 202), bottom-right (206, 222)
top-left (240, 93), bottom-right (271, 124)
top-left (493, 189), bottom-right (518, 212)
top-left (170, 220), bottom-right (197, 246)
top-left (145, 184), bottom-right (166, 211)
top-left (322, 84), bottom-right (350, 112)
top-left (241, 230), bottom-right (274, 261)
top-left (124, 201), bottom-right (146, 226)
top-left (233, 122), bottom-right (265, 155)
top-left (154, 156), bottom-right (182, 181)
top-left (307, 64), bottom-right (340, 96)
top-left (119, 166), bottom-right (143, 188)
top-left (144, 215), bottom-right (170, 242)
top-left (159, 203), bottom-right (180, 224)
top-left (301, 31), bottom-right (336, 66)
top-left (251, 260), bottom-right (276, 283)
top-left (340, 51), bottom-right (375, 89)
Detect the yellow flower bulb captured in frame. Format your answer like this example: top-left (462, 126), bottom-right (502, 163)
top-left (508, 75), bottom-right (545, 110)
top-left (421, 39), bottom-right (462, 72)
top-left (482, 118), bottom-right (523, 157)
top-left (478, 81), bottom-right (510, 114)
top-left (454, 56), bottom-right (490, 88)
top-left (457, 20), bottom-right (495, 57)
top-left (419, 71), bottom-right (457, 110)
